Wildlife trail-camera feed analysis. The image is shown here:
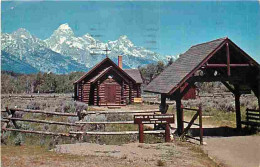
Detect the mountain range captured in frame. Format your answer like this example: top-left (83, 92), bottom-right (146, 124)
top-left (1, 23), bottom-right (175, 74)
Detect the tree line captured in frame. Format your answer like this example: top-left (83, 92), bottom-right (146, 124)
top-left (1, 71), bottom-right (84, 94)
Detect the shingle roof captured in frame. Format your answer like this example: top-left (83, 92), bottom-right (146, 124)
top-left (124, 69), bottom-right (143, 84)
top-left (144, 37), bottom-right (227, 94)
top-left (74, 57), bottom-right (142, 84)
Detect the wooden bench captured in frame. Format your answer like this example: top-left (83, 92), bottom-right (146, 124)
top-left (241, 108), bottom-right (260, 128)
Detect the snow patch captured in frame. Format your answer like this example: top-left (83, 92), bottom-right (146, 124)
top-left (21, 35), bottom-right (27, 39)
top-left (58, 23), bottom-right (71, 30)
top-left (66, 41), bottom-right (72, 45)
top-left (72, 42), bottom-right (83, 49)
top-left (59, 37), bottom-right (66, 44)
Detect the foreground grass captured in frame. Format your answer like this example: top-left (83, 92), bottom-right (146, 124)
top-left (1, 141), bottom-right (219, 167)
top-left (1, 145), bottom-right (88, 167)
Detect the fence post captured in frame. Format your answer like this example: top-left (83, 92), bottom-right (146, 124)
top-left (199, 105), bottom-right (203, 145)
top-left (165, 123), bottom-right (171, 142)
top-left (6, 107), bottom-right (10, 115)
top-left (77, 110), bottom-right (82, 121)
top-left (138, 124), bottom-right (144, 143)
top-left (246, 108), bottom-right (249, 128)
top-left (10, 109), bottom-right (19, 129)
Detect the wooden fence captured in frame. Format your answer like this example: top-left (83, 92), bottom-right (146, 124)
top-left (1, 94), bottom-right (73, 101)
top-left (180, 106), bottom-right (203, 145)
top-left (241, 108), bottom-right (260, 128)
top-left (1, 107), bottom-right (164, 141)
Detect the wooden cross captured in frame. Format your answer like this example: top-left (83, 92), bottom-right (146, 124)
top-left (103, 47), bottom-right (111, 57)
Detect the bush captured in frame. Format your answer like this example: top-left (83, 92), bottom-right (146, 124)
top-left (14, 133), bottom-right (23, 146)
top-left (157, 159), bottom-right (166, 166)
top-left (27, 102), bottom-right (41, 110)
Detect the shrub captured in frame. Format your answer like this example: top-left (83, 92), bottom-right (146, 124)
top-left (27, 101), bottom-right (41, 110)
top-left (14, 133), bottom-right (23, 146)
top-left (157, 159), bottom-right (165, 166)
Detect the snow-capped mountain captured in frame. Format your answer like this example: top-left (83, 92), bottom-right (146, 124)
top-left (1, 28), bottom-right (88, 74)
top-left (1, 23), bottom-right (173, 74)
top-left (44, 23), bottom-right (167, 68)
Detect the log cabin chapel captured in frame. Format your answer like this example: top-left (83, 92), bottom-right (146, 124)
top-left (74, 56), bottom-right (143, 106)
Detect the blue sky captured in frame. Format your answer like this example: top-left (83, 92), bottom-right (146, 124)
top-left (2, 1), bottom-right (260, 62)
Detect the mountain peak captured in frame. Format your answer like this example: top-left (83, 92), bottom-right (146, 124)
top-left (57, 23), bottom-right (71, 31)
top-left (119, 35), bottom-right (128, 40)
top-left (54, 23), bottom-right (74, 36)
top-left (12, 28), bottom-right (32, 38)
top-left (83, 33), bottom-right (92, 37)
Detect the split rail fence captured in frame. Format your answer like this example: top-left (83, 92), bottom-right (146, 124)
top-left (1, 107), bottom-right (166, 141)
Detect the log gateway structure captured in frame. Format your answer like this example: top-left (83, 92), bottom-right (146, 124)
top-left (74, 56), bottom-right (143, 106)
top-left (144, 37), bottom-right (260, 135)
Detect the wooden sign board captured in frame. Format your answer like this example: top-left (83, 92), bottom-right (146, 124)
top-left (134, 114), bottom-right (174, 124)
top-left (134, 114), bottom-right (175, 143)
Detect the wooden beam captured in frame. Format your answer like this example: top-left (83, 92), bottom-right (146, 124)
top-left (234, 85), bottom-right (241, 130)
top-left (138, 124), bottom-right (144, 143)
top-left (206, 64), bottom-right (250, 67)
top-left (4, 128), bottom-right (75, 137)
top-left (199, 106), bottom-right (203, 145)
top-left (97, 81), bottom-right (100, 106)
top-left (8, 108), bottom-right (19, 129)
top-left (221, 81), bottom-right (236, 94)
top-left (69, 130), bottom-right (165, 135)
top-left (180, 111), bottom-right (199, 138)
top-left (76, 121), bottom-right (134, 124)
top-left (176, 89), bottom-right (183, 135)
top-left (129, 82), bottom-right (132, 104)
top-left (9, 108), bottom-right (78, 117)
top-left (160, 94), bottom-right (167, 114)
top-left (122, 81), bottom-right (125, 104)
top-left (165, 124), bottom-right (171, 142)
top-left (83, 109), bottom-right (159, 115)
top-left (226, 42), bottom-right (231, 76)
top-left (192, 76), bottom-right (241, 83)
top-left (258, 72), bottom-right (260, 110)
top-left (3, 117), bottom-right (79, 126)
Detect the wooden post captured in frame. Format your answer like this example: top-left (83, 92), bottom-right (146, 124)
top-left (97, 81), bottom-right (100, 106)
top-left (81, 83), bottom-right (83, 102)
top-left (234, 85), bottom-right (241, 130)
top-left (9, 108), bottom-right (19, 129)
top-left (160, 94), bottom-right (166, 114)
top-left (199, 105), bottom-right (203, 145)
top-left (129, 82), bottom-right (132, 104)
top-left (138, 124), bottom-right (144, 143)
top-left (165, 123), bottom-right (171, 142)
top-left (258, 73), bottom-right (260, 110)
top-left (121, 81), bottom-right (124, 104)
top-left (176, 94), bottom-right (183, 135)
top-left (226, 42), bottom-right (231, 76)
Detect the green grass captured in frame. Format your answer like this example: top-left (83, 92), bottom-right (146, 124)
top-left (1, 145), bottom-right (89, 167)
top-left (168, 104), bottom-right (249, 127)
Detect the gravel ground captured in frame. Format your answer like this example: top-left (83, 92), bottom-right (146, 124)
top-left (203, 135), bottom-right (260, 167)
top-left (54, 142), bottom-right (216, 167)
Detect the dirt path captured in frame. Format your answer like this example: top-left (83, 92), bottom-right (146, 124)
top-left (203, 136), bottom-right (260, 167)
top-left (55, 142), bottom-right (216, 167)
